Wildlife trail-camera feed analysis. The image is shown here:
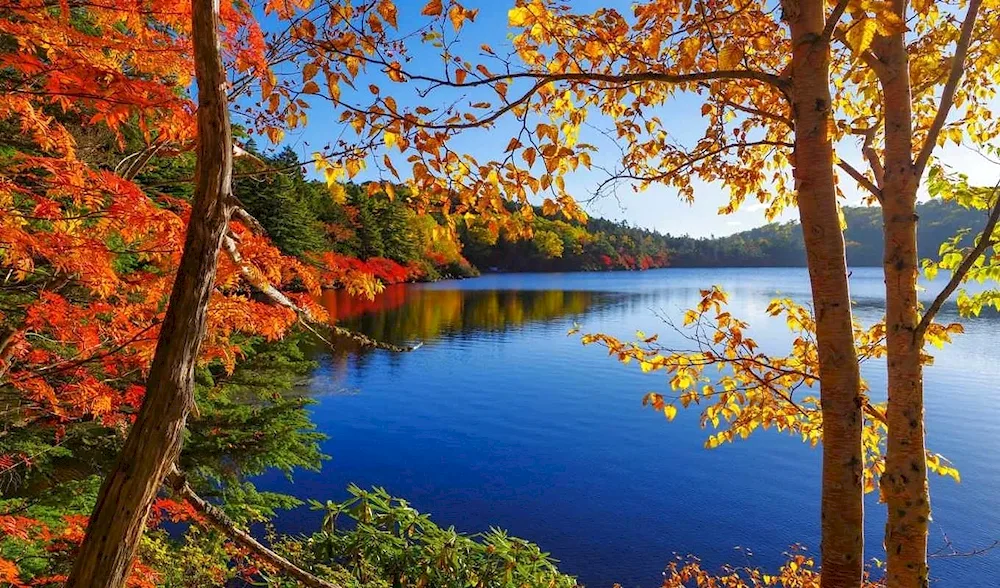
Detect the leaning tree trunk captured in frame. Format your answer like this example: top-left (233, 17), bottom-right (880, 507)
top-left (65, 0), bottom-right (234, 585)
top-left (784, 1), bottom-right (865, 585)
top-left (878, 3), bottom-right (928, 585)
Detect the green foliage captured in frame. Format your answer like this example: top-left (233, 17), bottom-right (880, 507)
top-left (344, 184), bottom-right (387, 259)
top-left (184, 332), bottom-right (327, 523)
top-left (921, 166), bottom-right (1000, 316)
top-left (0, 331), bottom-right (328, 583)
top-left (234, 147), bottom-right (329, 257)
top-left (0, 476), bottom-right (102, 581)
top-left (288, 486), bottom-right (578, 588)
top-left (532, 229), bottom-right (565, 259)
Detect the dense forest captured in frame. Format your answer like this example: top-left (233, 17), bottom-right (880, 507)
top-left (663, 199), bottom-right (988, 268)
top-left (186, 148), bottom-right (995, 276)
top-left (459, 199), bottom-right (985, 272)
top-left (232, 151), bottom-right (676, 276)
top-left (234, 142), bottom-right (479, 283)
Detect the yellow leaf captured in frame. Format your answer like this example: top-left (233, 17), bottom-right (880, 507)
top-left (346, 158), bottom-right (364, 178)
top-left (329, 181), bottom-right (347, 203)
top-left (846, 18), bottom-right (878, 54)
top-left (346, 56), bottom-right (361, 78)
top-left (522, 147), bottom-right (537, 168)
top-left (509, 6), bottom-right (531, 26)
top-left (384, 131), bottom-right (398, 149)
top-left (752, 36), bottom-right (772, 51)
top-left (718, 45), bottom-right (742, 69)
top-left (302, 62), bottom-right (319, 82)
top-left (663, 404), bottom-right (677, 421)
top-left (326, 75), bottom-right (341, 102)
top-left (679, 37), bottom-right (702, 64)
top-left (265, 127), bottom-right (284, 144)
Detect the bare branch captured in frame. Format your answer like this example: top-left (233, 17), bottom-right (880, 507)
top-left (310, 39), bottom-right (790, 92)
top-left (229, 201), bottom-right (266, 235)
top-left (913, 0), bottom-right (984, 177)
top-left (594, 139), bottom-right (793, 196)
top-left (929, 530), bottom-right (1000, 559)
top-left (915, 177), bottom-right (1000, 341)
top-left (837, 160), bottom-right (882, 201)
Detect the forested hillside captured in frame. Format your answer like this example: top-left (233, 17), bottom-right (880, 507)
top-left (460, 211), bottom-right (671, 272)
top-left (664, 199), bottom-right (986, 267)
top-left (232, 143), bottom-right (478, 283)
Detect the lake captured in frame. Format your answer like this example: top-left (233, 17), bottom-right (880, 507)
top-left (258, 267), bottom-right (1000, 587)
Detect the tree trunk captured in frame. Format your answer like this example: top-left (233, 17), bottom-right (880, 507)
top-left (783, 1), bottom-right (865, 585)
top-left (65, 0), bottom-right (233, 585)
top-left (877, 8), bottom-right (929, 586)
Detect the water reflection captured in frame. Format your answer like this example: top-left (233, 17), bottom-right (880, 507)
top-left (320, 284), bottom-right (626, 347)
top-left (270, 269), bottom-right (1000, 587)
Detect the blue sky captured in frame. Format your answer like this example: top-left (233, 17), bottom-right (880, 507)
top-left (258, 0), bottom-right (1000, 239)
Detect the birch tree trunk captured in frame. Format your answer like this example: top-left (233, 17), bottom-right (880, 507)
top-left (65, 0), bottom-right (233, 585)
top-left (879, 2), bottom-right (928, 585)
top-left (784, 1), bottom-right (865, 585)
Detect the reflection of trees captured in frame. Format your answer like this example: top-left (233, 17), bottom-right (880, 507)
top-left (320, 286), bottom-right (620, 348)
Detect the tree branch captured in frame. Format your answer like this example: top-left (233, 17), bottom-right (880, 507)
top-left (913, 0), bottom-right (984, 177)
top-left (915, 178), bottom-right (1000, 341)
top-left (312, 39), bottom-right (790, 92)
top-left (837, 159), bottom-right (882, 201)
top-left (220, 237), bottom-right (420, 353)
top-left (833, 28), bottom-right (888, 78)
top-left (821, 0), bottom-right (852, 42)
top-left (166, 468), bottom-right (341, 588)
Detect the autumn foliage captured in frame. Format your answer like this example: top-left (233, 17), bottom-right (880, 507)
top-left (3, 0), bottom-right (999, 584)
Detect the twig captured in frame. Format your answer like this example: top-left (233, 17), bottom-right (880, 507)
top-left (929, 530), bottom-right (1000, 559)
top-left (837, 160), bottom-right (882, 201)
top-left (913, 0), bottom-right (984, 177)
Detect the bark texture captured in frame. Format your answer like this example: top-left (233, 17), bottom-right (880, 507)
top-left (876, 9), bottom-right (928, 586)
top-left (878, 0), bottom-right (982, 584)
top-left (65, 0), bottom-right (234, 585)
top-left (784, 0), bottom-right (865, 585)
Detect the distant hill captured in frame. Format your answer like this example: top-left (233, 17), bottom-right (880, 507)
top-left (664, 199), bottom-right (987, 267)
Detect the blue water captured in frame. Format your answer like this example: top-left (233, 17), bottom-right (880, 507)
top-left (258, 267), bottom-right (1000, 586)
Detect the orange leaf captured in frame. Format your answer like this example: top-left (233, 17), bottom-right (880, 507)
top-left (421, 0), bottom-right (443, 16)
top-left (377, 0), bottom-right (398, 28)
top-left (448, 4), bottom-right (466, 31)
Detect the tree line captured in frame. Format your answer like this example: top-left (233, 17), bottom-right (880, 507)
top-left (665, 198), bottom-right (991, 268)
